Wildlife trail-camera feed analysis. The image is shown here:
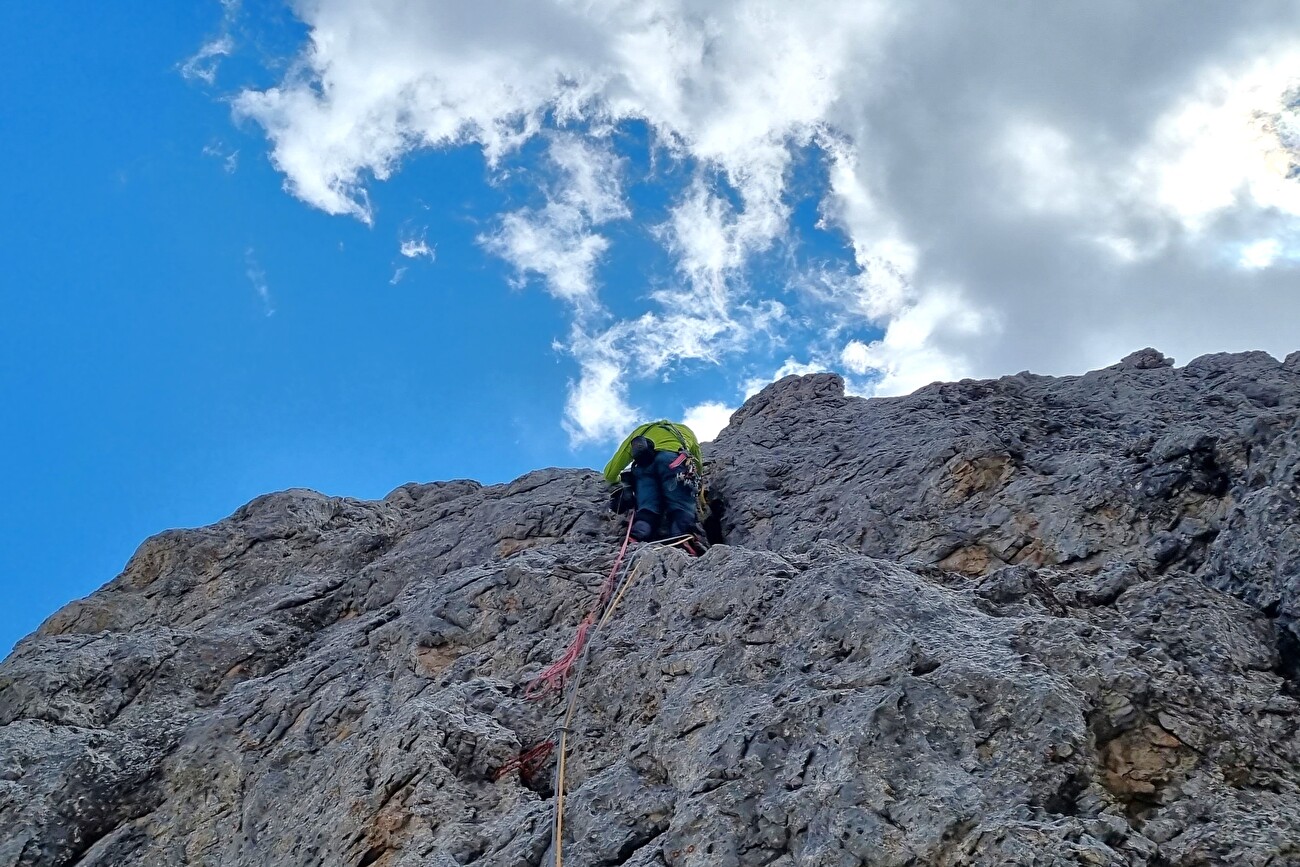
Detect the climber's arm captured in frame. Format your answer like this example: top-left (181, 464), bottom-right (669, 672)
top-left (602, 436), bottom-right (635, 483)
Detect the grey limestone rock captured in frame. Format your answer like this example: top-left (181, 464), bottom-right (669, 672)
top-left (710, 352), bottom-right (1300, 629)
top-left (4, 350), bottom-right (1300, 866)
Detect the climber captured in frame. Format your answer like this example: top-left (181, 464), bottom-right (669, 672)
top-left (603, 421), bottom-right (707, 549)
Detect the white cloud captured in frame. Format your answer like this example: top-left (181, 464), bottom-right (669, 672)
top-left (1141, 47), bottom-right (1300, 232)
top-left (840, 289), bottom-right (989, 396)
top-left (480, 136), bottom-right (627, 315)
top-left (558, 297), bottom-right (786, 445)
top-left (682, 401), bottom-right (734, 442)
top-left (817, 139), bottom-right (919, 323)
top-left (1239, 238), bottom-right (1282, 269)
top-left (982, 48), bottom-right (1300, 270)
top-left (227, 1), bottom-right (1300, 440)
top-left (182, 1), bottom-right (241, 86)
top-left (202, 142), bottom-right (240, 173)
top-left (483, 208), bottom-right (611, 311)
top-left (650, 173), bottom-right (798, 326)
top-left (547, 134), bottom-right (630, 224)
top-left (400, 236), bottom-right (436, 261)
top-left (563, 346), bottom-right (641, 445)
top-left (181, 35), bottom-right (233, 85)
top-left (392, 230), bottom-right (435, 284)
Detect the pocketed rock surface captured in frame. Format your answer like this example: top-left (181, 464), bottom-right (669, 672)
top-left (3, 349), bottom-right (1300, 866)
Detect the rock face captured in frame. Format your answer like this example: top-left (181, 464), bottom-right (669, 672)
top-left (711, 350), bottom-right (1300, 641)
top-left (3, 350), bottom-right (1300, 867)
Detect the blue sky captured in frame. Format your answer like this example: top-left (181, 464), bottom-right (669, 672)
top-left (0, 5), bottom-right (573, 650)
top-left (4, 1), bottom-right (1299, 654)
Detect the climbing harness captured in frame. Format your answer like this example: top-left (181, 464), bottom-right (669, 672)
top-left (660, 423), bottom-right (709, 521)
top-left (660, 422), bottom-right (700, 470)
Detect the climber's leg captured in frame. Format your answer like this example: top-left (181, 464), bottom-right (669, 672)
top-left (630, 510), bottom-right (660, 542)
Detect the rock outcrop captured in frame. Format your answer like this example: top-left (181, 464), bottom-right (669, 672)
top-left (3, 350), bottom-right (1299, 867)
top-left (711, 350), bottom-right (1300, 643)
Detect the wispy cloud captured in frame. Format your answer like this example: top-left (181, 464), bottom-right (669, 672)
top-left (182, 0), bottom-right (242, 86)
top-left (560, 335), bottom-right (641, 444)
top-left (244, 248), bottom-right (274, 316)
top-left (483, 208), bottom-right (611, 312)
top-left (389, 230), bottom-right (435, 286)
top-left (479, 135), bottom-right (627, 317)
top-left (181, 35), bottom-right (233, 85)
top-left (399, 237), bottom-right (435, 261)
top-left (202, 142), bottom-right (239, 173)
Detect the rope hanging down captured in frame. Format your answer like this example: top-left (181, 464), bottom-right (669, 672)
top-left (523, 510), bottom-right (636, 698)
top-left (494, 512), bottom-right (694, 867)
top-left (497, 513), bottom-right (639, 784)
top-left (550, 534), bottom-right (653, 867)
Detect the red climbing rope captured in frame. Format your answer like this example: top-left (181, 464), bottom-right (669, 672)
top-left (524, 511), bottom-right (636, 699)
top-left (493, 740), bottom-right (555, 783)
top-left (524, 614), bottom-right (594, 698)
top-left (598, 508), bottom-right (637, 608)
top-left (499, 514), bottom-right (699, 866)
